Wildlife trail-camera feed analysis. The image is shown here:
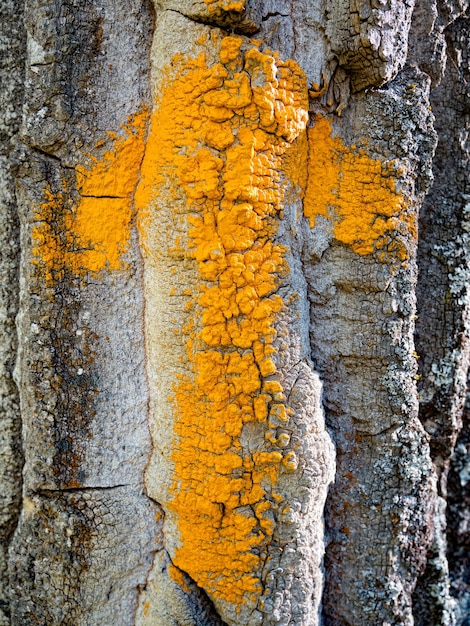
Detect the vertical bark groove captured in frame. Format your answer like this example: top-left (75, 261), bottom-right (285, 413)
top-left (0, 1), bottom-right (26, 623)
top-left (414, 7), bottom-right (470, 624)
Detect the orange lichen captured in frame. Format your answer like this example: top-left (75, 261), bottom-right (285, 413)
top-left (136, 36), bottom-right (308, 609)
top-left (304, 115), bottom-right (414, 260)
top-left (168, 564), bottom-right (192, 594)
top-left (308, 73), bottom-right (328, 99)
top-left (204, 0), bottom-right (245, 14)
top-left (33, 110), bottom-right (147, 280)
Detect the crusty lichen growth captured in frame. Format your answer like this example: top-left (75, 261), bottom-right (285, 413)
top-left (204, 0), bottom-right (245, 13)
top-left (305, 114), bottom-right (414, 261)
top-left (136, 30), bottom-right (314, 618)
top-left (32, 110), bottom-right (147, 280)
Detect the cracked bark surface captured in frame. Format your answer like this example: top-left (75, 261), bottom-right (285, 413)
top-left (414, 6), bottom-right (470, 624)
top-left (6, 1), bottom-right (160, 624)
top-left (0, 0), bottom-right (469, 625)
top-left (0, 2), bottom-right (25, 624)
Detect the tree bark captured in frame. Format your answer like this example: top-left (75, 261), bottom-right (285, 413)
top-left (1, 1), bottom-right (469, 625)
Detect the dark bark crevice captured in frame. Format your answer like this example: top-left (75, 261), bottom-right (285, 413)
top-left (164, 7), bottom-right (260, 35)
top-left (165, 551), bottom-right (228, 626)
top-left (36, 484), bottom-right (132, 494)
top-left (0, 0), bottom-right (27, 622)
top-left (413, 7), bottom-right (470, 624)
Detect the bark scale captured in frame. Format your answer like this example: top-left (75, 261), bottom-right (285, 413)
top-left (0, 1), bottom-right (469, 625)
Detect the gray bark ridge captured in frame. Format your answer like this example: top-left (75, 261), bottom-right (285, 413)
top-left (9, 1), bottom-right (161, 625)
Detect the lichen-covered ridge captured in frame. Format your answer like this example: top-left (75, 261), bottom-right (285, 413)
top-left (135, 12), bottom-right (334, 626)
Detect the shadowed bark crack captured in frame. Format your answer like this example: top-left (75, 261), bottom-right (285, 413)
top-left (166, 553), bottom-right (228, 626)
top-left (36, 484), bottom-right (132, 494)
top-left (413, 7), bottom-right (470, 624)
top-left (166, 8), bottom-right (260, 35)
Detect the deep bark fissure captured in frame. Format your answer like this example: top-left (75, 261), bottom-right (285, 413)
top-left (166, 551), bottom-right (228, 626)
top-left (413, 7), bottom-right (470, 623)
top-left (36, 484), bottom-right (132, 494)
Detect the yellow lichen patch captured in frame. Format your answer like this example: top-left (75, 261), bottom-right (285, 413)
top-left (305, 115), bottom-right (414, 259)
top-left (136, 36), bottom-right (308, 609)
top-left (33, 110), bottom-right (148, 280)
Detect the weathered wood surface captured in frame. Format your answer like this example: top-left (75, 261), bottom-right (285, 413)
top-left (1, 1), bottom-right (469, 624)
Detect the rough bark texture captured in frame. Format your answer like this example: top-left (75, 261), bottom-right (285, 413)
top-left (308, 81), bottom-right (436, 624)
top-left (0, 2), bottom-right (25, 624)
top-left (0, 1), bottom-right (469, 625)
top-left (414, 6), bottom-right (470, 624)
top-left (448, 390), bottom-right (470, 624)
top-left (8, 1), bottom-right (160, 624)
